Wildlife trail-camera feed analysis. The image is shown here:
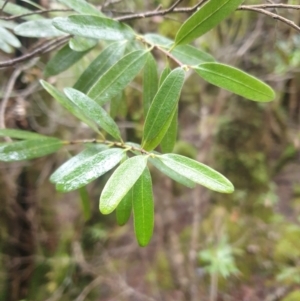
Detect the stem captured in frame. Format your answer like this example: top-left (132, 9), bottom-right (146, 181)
top-left (62, 139), bottom-right (153, 156)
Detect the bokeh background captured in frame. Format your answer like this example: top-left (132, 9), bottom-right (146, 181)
top-left (1, 0), bottom-right (300, 300)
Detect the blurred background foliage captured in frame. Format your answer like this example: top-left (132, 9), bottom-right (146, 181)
top-left (1, 0), bottom-right (300, 300)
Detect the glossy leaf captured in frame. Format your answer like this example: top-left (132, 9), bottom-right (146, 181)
top-left (132, 167), bottom-right (154, 247)
top-left (159, 66), bottom-right (171, 87)
top-left (74, 42), bottom-right (126, 93)
top-left (0, 138), bottom-right (63, 162)
top-left (55, 148), bottom-right (124, 192)
top-left (143, 33), bottom-right (172, 48)
top-left (58, 0), bottom-right (104, 17)
top-left (0, 0), bottom-right (43, 20)
top-left (88, 50), bottom-right (149, 105)
top-left (160, 107), bottom-right (178, 153)
top-left (142, 68), bottom-right (185, 151)
top-left (100, 155), bottom-right (148, 215)
top-left (175, 0), bottom-right (244, 46)
top-left (40, 80), bottom-right (99, 132)
top-left (14, 19), bottom-right (64, 38)
top-left (0, 27), bottom-right (21, 51)
top-left (0, 129), bottom-right (47, 140)
top-left (50, 144), bottom-right (108, 183)
top-left (64, 88), bottom-right (122, 140)
top-left (69, 36), bottom-right (98, 52)
top-left (79, 186), bottom-right (91, 221)
top-left (149, 157), bottom-right (195, 188)
top-left (0, 20), bottom-right (17, 29)
top-left (53, 15), bottom-right (135, 41)
top-left (171, 45), bottom-right (215, 65)
top-left (159, 154), bottom-right (234, 193)
top-left (116, 189), bottom-right (132, 226)
top-left (45, 44), bottom-right (89, 77)
top-left (194, 63), bottom-right (275, 102)
top-left (143, 53), bottom-right (158, 117)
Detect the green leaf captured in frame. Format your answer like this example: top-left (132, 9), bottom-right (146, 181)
top-left (64, 88), bottom-right (122, 140)
top-left (171, 45), bottom-right (215, 65)
top-left (159, 154), bottom-right (234, 193)
top-left (58, 0), bottom-right (104, 17)
top-left (79, 186), bottom-right (91, 221)
top-left (160, 107), bottom-right (178, 153)
top-left (143, 53), bottom-right (158, 117)
top-left (116, 189), bottom-right (132, 226)
top-left (53, 15), bottom-right (135, 41)
top-left (0, 128), bottom-right (47, 140)
top-left (132, 167), bottom-right (154, 247)
top-left (0, 27), bottom-right (21, 49)
top-left (54, 148), bottom-right (124, 192)
top-left (0, 0), bottom-right (43, 20)
top-left (100, 155), bottom-right (147, 215)
top-left (74, 42), bottom-right (126, 94)
top-left (50, 144), bottom-right (108, 183)
top-left (158, 66), bottom-right (171, 87)
top-left (175, 0), bottom-right (244, 46)
top-left (14, 19), bottom-right (64, 38)
top-left (142, 68), bottom-right (185, 151)
top-left (194, 63), bottom-right (275, 102)
top-left (149, 157), bottom-right (195, 188)
top-left (69, 36), bottom-right (97, 52)
top-left (143, 33), bottom-right (173, 48)
top-left (0, 138), bottom-right (63, 162)
top-left (88, 50), bottom-right (149, 105)
top-left (45, 44), bottom-right (90, 77)
top-left (40, 80), bottom-right (99, 132)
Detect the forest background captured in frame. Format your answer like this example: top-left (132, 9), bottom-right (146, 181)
top-left (0, 0), bottom-right (300, 301)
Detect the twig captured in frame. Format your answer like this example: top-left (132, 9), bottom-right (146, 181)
top-left (0, 0), bottom-right (9, 13)
top-left (238, 6), bottom-right (300, 33)
top-left (116, 0), bottom-right (207, 21)
top-left (246, 4), bottom-right (300, 10)
top-left (0, 35), bottom-right (70, 68)
top-left (0, 8), bottom-right (72, 20)
top-left (0, 58), bottom-right (39, 131)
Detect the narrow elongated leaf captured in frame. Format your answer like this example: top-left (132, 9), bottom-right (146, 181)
top-left (142, 68), bottom-right (185, 151)
top-left (0, 0), bottom-right (43, 20)
top-left (143, 53), bottom-right (158, 117)
top-left (79, 186), bottom-right (91, 221)
top-left (149, 157), bottom-right (195, 188)
top-left (132, 167), bottom-right (154, 247)
top-left (45, 44), bottom-right (89, 77)
top-left (143, 33), bottom-right (172, 48)
top-left (160, 107), bottom-right (178, 153)
top-left (0, 20), bottom-right (17, 29)
top-left (0, 138), bottom-right (62, 162)
top-left (53, 15), bottom-right (135, 41)
top-left (40, 80), bottom-right (99, 132)
top-left (50, 144), bottom-right (108, 183)
top-left (100, 155), bottom-right (148, 214)
top-left (88, 50), bottom-right (149, 105)
top-left (175, 0), bottom-right (244, 46)
top-left (0, 128), bottom-right (47, 140)
top-left (159, 154), bottom-right (234, 193)
top-left (0, 27), bottom-right (21, 48)
top-left (64, 88), bottom-right (121, 140)
top-left (171, 45), bottom-right (215, 65)
top-left (159, 66), bottom-right (171, 87)
top-left (74, 42), bottom-right (126, 93)
top-left (116, 189), bottom-right (132, 226)
top-left (69, 36), bottom-right (97, 52)
top-left (55, 148), bottom-right (124, 192)
top-left (58, 0), bottom-right (104, 17)
top-left (14, 19), bottom-right (64, 38)
top-left (194, 63), bottom-right (275, 102)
